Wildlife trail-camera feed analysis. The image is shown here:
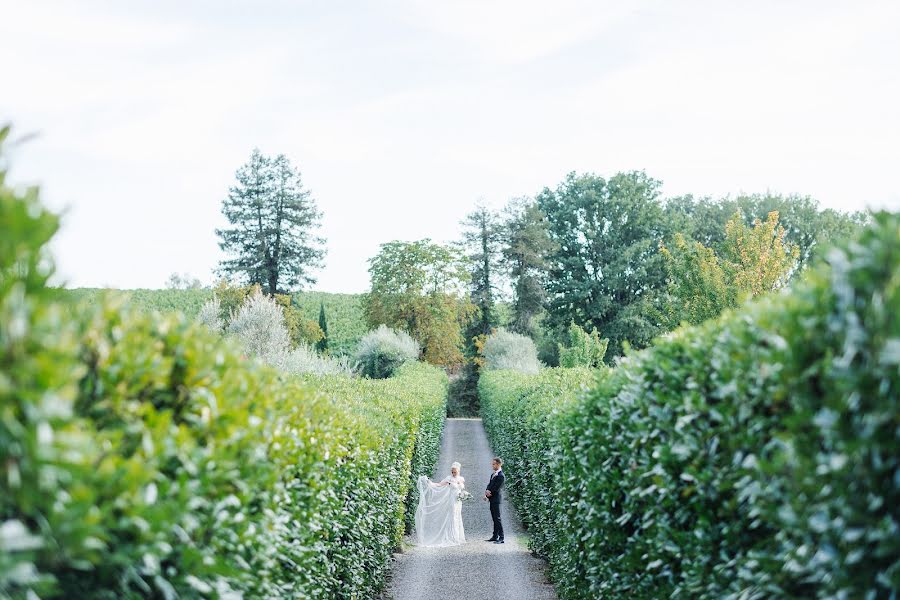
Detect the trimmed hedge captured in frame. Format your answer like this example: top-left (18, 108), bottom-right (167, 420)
top-left (479, 368), bottom-right (598, 558)
top-left (1, 144), bottom-right (447, 598)
top-left (479, 213), bottom-right (899, 599)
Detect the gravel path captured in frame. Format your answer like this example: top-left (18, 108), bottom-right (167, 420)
top-left (386, 418), bottom-right (557, 600)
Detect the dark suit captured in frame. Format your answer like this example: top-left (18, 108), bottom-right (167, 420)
top-left (486, 469), bottom-right (505, 540)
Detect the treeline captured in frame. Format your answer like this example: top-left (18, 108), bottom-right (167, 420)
top-left (479, 213), bottom-right (899, 599)
top-left (369, 171), bottom-right (864, 371)
top-left (361, 171), bottom-right (863, 414)
top-left (464, 171), bottom-right (865, 362)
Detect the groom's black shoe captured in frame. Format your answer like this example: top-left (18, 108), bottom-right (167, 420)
top-left (485, 537), bottom-right (498, 542)
top-left (493, 539), bottom-right (504, 544)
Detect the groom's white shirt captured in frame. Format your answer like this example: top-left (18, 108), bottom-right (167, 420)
top-left (490, 469), bottom-right (502, 479)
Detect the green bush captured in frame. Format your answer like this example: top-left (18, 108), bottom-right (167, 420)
top-left (353, 325), bottom-right (420, 379)
top-left (481, 328), bottom-right (542, 373)
top-left (0, 133), bottom-right (447, 599)
top-left (557, 322), bottom-right (608, 368)
top-left (480, 213), bottom-right (899, 599)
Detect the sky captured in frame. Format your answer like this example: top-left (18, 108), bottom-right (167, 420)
top-left (2, 0), bottom-right (899, 293)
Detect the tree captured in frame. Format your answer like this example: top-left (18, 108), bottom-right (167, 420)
top-left (661, 211), bottom-right (800, 325)
top-left (459, 204), bottom-right (504, 342)
top-left (316, 301), bottom-right (328, 353)
top-left (538, 171), bottom-right (671, 357)
top-left (664, 193), bottom-right (865, 269)
top-left (501, 198), bottom-right (556, 339)
top-left (558, 322), bottom-right (609, 368)
top-left (363, 240), bottom-right (475, 367)
top-left (166, 272), bottom-right (203, 289)
top-left (216, 149), bottom-right (325, 295)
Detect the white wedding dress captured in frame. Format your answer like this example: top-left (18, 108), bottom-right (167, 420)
top-left (415, 475), bottom-right (466, 547)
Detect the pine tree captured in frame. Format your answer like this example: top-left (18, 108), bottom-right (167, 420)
top-left (316, 301), bottom-right (329, 353)
top-left (460, 204), bottom-right (503, 341)
top-left (216, 149), bottom-right (325, 294)
top-left (501, 198), bottom-right (555, 338)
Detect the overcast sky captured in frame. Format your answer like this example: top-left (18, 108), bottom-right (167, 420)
top-left (3, 0), bottom-right (899, 293)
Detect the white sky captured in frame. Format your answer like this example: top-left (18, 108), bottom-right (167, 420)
top-left (2, 0), bottom-right (899, 293)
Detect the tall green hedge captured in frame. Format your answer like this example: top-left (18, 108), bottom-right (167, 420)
top-left (480, 213), bottom-right (899, 599)
top-left (479, 368), bottom-right (598, 558)
top-left (1, 137), bottom-right (447, 598)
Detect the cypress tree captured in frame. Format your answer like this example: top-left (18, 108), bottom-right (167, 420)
top-left (316, 301), bottom-right (329, 353)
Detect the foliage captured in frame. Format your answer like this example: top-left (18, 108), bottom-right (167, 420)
top-left (662, 211), bottom-right (800, 325)
top-left (501, 198), bottom-right (556, 338)
top-left (363, 239), bottom-right (476, 367)
top-left (57, 287), bottom-right (368, 357)
top-left (308, 362), bottom-right (448, 537)
top-left (557, 322), bottom-right (608, 368)
top-left (446, 362), bottom-right (480, 418)
top-left (290, 291), bottom-right (366, 357)
top-left (165, 272), bottom-right (203, 289)
top-left (216, 149), bottom-right (325, 294)
top-left (190, 281), bottom-right (324, 347)
top-left (459, 204), bottom-right (504, 340)
top-left (197, 294), bottom-right (223, 332)
top-left (353, 325), bottom-right (421, 379)
top-left (276, 293), bottom-right (324, 347)
top-left (722, 210), bottom-right (800, 296)
top-left (660, 233), bottom-right (729, 324)
top-left (226, 287), bottom-right (292, 364)
top-left (280, 343), bottom-right (353, 376)
top-left (479, 367), bottom-right (598, 569)
top-left (206, 288), bottom-right (340, 375)
top-left (664, 193), bottom-right (866, 269)
top-left (481, 328), bottom-right (542, 374)
top-left (538, 171), bottom-right (671, 358)
top-left (1, 139), bottom-right (447, 598)
top-left (480, 213), bottom-right (900, 599)
top-left (57, 287), bottom-right (214, 317)
top-left (211, 279), bottom-right (252, 321)
top-left (316, 301), bottom-right (328, 353)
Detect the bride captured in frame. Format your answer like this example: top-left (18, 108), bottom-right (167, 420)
top-left (415, 461), bottom-right (466, 547)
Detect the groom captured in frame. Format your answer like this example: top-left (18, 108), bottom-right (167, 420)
top-left (484, 457), bottom-right (505, 544)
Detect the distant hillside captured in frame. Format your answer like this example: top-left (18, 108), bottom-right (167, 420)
top-left (289, 291), bottom-right (368, 357)
top-left (57, 288), bottom-right (368, 357)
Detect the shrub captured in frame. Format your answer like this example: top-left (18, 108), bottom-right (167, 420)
top-left (226, 287), bottom-right (291, 363)
top-left (280, 343), bottom-right (352, 376)
top-left (354, 325), bottom-right (420, 379)
top-left (199, 290), bottom-right (347, 376)
top-left (557, 322), bottom-right (608, 368)
top-left (197, 295), bottom-right (223, 332)
top-left (481, 328), bottom-right (541, 373)
top-left (480, 213), bottom-right (900, 599)
top-left (0, 133), bottom-right (448, 599)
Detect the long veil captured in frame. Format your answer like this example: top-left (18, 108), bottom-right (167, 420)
top-left (415, 475), bottom-right (462, 547)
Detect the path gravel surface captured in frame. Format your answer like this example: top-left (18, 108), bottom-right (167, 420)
top-left (386, 418), bottom-right (557, 600)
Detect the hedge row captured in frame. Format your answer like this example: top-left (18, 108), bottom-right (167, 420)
top-left (479, 213), bottom-right (899, 599)
top-left (479, 368), bottom-right (597, 558)
top-left (1, 154), bottom-right (447, 598)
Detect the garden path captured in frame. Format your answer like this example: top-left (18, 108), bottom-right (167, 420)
top-left (386, 418), bottom-right (557, 600)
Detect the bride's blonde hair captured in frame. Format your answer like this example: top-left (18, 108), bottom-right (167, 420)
top-left (451, 462), bottom-right (461, 472)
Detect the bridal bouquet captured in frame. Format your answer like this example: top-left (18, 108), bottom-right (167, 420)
top-left (457, 490), bottom-right (473, 502)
